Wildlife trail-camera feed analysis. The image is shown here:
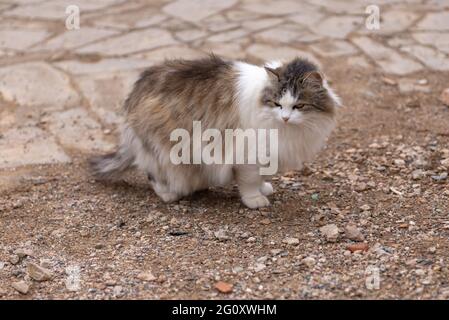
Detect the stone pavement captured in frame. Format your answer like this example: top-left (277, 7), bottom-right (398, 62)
top-left (0, 0), bottom-right (448, 169)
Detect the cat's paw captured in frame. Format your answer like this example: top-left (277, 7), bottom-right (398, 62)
top-left (260, 182), bottom-right (274, 196)
top-left (156, 191), bottom-right (181, 203)
top-left (242, 194), bottom-right (270, 209)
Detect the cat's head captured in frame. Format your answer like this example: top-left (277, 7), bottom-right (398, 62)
top-left (260, 58), bottom-right (341, 126)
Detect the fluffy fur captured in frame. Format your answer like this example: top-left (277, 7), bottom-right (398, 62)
top-left (90, 55), bottom-right (340, 208)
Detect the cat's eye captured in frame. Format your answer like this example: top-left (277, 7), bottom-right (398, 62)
top-left (293, 104), bottom-right (304, 110)
top-left (274, 102), bottom-right (282, 108)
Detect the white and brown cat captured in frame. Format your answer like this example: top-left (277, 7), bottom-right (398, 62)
top-left (90, 55), bottom-right (341, 209)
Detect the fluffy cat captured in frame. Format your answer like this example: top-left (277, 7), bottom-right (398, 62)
top-left (90, 55), bottom-right (340, 209)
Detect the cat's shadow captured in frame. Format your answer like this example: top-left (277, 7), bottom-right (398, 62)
top-left (92, 178), bottom-right (309, 229)
top-left (94, 176), bottom-right (240, 210)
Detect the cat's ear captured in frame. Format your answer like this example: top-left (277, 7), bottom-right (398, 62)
top-left (303, 71), bottom-right (324, 86)
top-left (264, 67), bottom-right (280, 81)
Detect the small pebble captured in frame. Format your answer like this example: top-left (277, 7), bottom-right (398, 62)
top-left (283, 237), bottom-right (299, 245)
top-left (354, 183), bottom-right (367, 192)
top-left (137, 271), bottom-right (156, 282)
top-left (440, 88), bottom-right (449, 106)
top-left (27, 262), bottom-right (53, 282)
top-left (320, 224), bottom-right (340, 242)
top-left (301, 257), bottom-right (316, 268)
top-left (347, 243), bottom-right (369, 253)
top-left (345, 224), bottom-right (364, 242)
top-left (9, 255), bottom-right (20, 265)
top-left (12, 281), bottom-right (29, 295)
top-left (214, 281), bottom-right (233, 294)
top-left (214, 229), bottom-right (230, 241)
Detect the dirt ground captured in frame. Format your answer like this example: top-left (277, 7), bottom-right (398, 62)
top-left (1, 0), bottom-right (449, 299)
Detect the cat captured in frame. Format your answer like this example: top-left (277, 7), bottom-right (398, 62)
top-left (90, 54), bottom-right (341, 209)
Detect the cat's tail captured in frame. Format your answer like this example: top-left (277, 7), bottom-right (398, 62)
top-left (89, 126), bottom-right (136, 180)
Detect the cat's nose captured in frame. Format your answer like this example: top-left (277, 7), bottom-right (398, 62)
top-left (282, 116), bottom-right (290, 122)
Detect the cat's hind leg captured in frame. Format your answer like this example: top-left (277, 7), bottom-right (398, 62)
top-left (147, 166), bottom-right (198, 203)
top-left (139, 150), bottom-right (181, 203)
top-left (149, 179), bottom-right (182, 203)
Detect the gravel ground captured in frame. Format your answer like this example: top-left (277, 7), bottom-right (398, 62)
top-left (2, 66), bottom-right (449, 299)
top-left (1, 0), bottom-right (449, 299)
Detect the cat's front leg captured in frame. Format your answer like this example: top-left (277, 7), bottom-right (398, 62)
top-left (260, 181), bottom-right (274, 196)
top-left (235, 165), bottom-right (270, 209)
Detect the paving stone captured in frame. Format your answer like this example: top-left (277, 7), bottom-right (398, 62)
top-left (207, 20), bottom-right (240, 33)
top-left (400, 45), bottom-right (449, 71)
top-left (175, 28), bottom-right (208, 42)
top-left (1, 103), bottom-right (42, 129)
top-left (0, 170), bottom-right (30, 193)
top-left (243, 0), bottom-right (307, 15)
top-left (379, 10), bottom-right (420, 34)
top-left (63, 0), bottom-right (128, 10)
top-left (416, 12), bottom-right (449, 31)
top-left (0, 18), bottom-right (50, 31)
top-left (311, 40), bottom-right (358, 57)
top-left (0, 127), bottom-right (71, 168)
top-left (201, 42), bottom-right (245, 59)
top-left (31, 28), bottom-right (118, 51)
top-left (207, 29), bottom-right (249, 43)
top-left (92, 8), bottom-right (167, 30)
top-left (0, 62), bottom-right (80, 110)
top-left (412, 32), bottom-right (449, 54)
top-left (76, 71), bottom-right (137, 125)
top-left (136, 46), bottom-right (203, 62)
top-left (0, 108), bottom-right (16, 130)
top-left (0, 49), bottom-right (14, 59)
top-left (352, 37), bottom-right (423, 75)
top-left (398, 78), bottom-right (431, 93)
top-left (3, 2), bottom-right (63, 19)
top-left (0, 2), bottom-right (12, 10)
top-left (346, 55), bottom-right (372, 69)
top-left (308, 0), bottom-right (365, 14)
top-left (225, 9), bottom-right (261, 22)
top-left (287, 11), bottom-right (325, 28)
top-left (82, 0), bottom-right (146, 19)
top-left (203, 13), bottom-right (230, 27)
top-left (387, 36), bottom-right (417, 48)
top-left (246, 44), bottom-right (320, 66)
top-left (1, 0), bottom-right (42, 3)
top-left (163, 0), bottom-right (237, 22)
top-left (242, 18), bottom-right (283, 31)
top-left (314, 16), bottom-right (363, 39)
top-left (0, 169), bottom-right (55, 192)
top-left (55, 58), bottom-right (150, 75)
top-left (425, 0), bottom-right (449, 9)
top-left (43, 108), bottom-right (114, 152)
top-left (255, 24), bottom-right (323, 44)
top-left (0, 30), bottom-right (50, 50)
top-left (4, 0), bottom-right (126, 19)
top-left (159, 18), bottom-right (195, 33)
top-left (135, 14), bottom-right (169, 29)
top-left (77, 28), bottom-right (177, 56)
